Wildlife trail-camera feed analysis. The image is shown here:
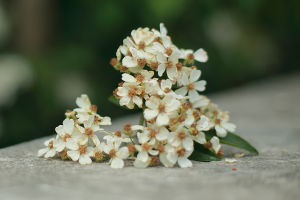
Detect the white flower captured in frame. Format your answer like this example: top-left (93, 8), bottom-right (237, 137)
top-left (74, 94), bottom-right (100, 123)
top-left (37, 138), bottom-right (57, 158)
top-left (165, 146), bottom-right (193, 168)
top-left (168, 126), bottom-right (194, 151)
top-left (180, 48), bottom-right (208, 62)
top-left (143, 125), bottom-right (169, 141)
top-left (66, 138), bottom-right (94, 165)
top-left (190, 95), bottom-right (210, 108)
top-left (75, 116), bottom-right (103, 146)
top-left (214, 112), bottom-right (236, 137)
top-left (117, 82), bottom-right (143, 109)
top-left (134, 132), bottom-right (158, 168)
top-left (196, 115), bottom-right (211, 131)
top-left (175, 69), bottom-right (206, 101)
top-left (157, 51), bottom-right (180, 80)
top-left (190, 131), bottom-right (206, 144)
top-left (104, 142), bottom-right (129, 169)
top-left (54, 118), bottom-right (82, 152)
top-left (210, 136), bottom-right (221, 154)
top-left (144, 95), bottom-right (180, 126)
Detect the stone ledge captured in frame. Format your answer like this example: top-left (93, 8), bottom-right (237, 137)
top-left (0, 73), bottom-right (299, 200)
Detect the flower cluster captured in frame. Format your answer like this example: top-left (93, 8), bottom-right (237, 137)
top-left (108, 23), bottom-right (236, 168)
top-left (38, 23), bottom-right (241, 169)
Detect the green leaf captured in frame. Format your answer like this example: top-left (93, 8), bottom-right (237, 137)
top-left (189, 142), bottom-right (221, 162)
top-left (206, 130), bottom-right (259, 155)
top-left (108, 95), bottom-right (120, 106)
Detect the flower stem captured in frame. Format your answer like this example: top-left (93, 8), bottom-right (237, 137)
top-left (139, 113), bottom-right (144, 126)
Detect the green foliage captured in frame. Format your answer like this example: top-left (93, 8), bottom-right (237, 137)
top-left (206, 130), bottom-right (259, 155)
top-left (189, 142), bottom-right (221, 162)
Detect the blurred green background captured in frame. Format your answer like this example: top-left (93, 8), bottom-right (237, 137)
top-left (0, 0), bottom-right (299, 148)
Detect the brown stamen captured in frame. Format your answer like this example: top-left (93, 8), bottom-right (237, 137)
top-left (157, 143), bottom-right (165, 153)
top-left (63, 133), bottom-right (72, 142)
top-left (137, 58), bottom-right (146, 66)
top-left (123, 124), bottom-right (132, 132)
top-left (95, 151), bottom-right (103, 159)
top-left (165, 60), bottom-right (173, 69)
top-left (150, 62), bottom-right (158, 70)
top-left (215, 119), bottom-right (221, 125)
top-left (127, 144), bottom-right (136, 153)
top-left (138, 41), bottom-right (146, 50)
top-left (176, 62), bottom-right (183, 71)
top-left (158, 104), bottom-right (165, 113)
top-left (85, 128), bottom-right (94, 136)
top-left (90, 105), bottom-right (98, 113)
top-left (177, 148), bottom-right (186, 157)
top-left (109, 149), bottom-right (117, 158)
top-left (48, 141), bottom-right (54, 149)
top-left (142, 143), bottom-right (151, 151)
top-left (120, 65), bottom-right (128, 72)
top-left (204, 141), bottom-right (212, 149)
top-left (114, 130), bottom-right (122, 137)
top-left (187, 53), bottom-right (194, 60)
top-left (135, 74), bottom-right (144, 83)
top-left (110, 58), bottom-right (118, 66)
top-left (187, 83), bottom-right (195, 90)
top-left (148, 128), bottom-right (157, 138)
top-left (165, 48), bottom-right (173, 56)
top-left (79, 145), bottom-right (87, 154)
top-left (177, 131), bottom-right (187, 140)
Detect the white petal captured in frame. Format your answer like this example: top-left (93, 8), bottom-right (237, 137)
top-left (55, 125), bottom-right (64, 136)
top-left (133, 96), bottom-right (143, 108)
top-left (119, 96), bottom-right (131, 107)
top-left (44, 149), bottom-right (56, 158)
top-left (156, 127), bottom-right (169, 141)
top-left (189, 69), bottom-right (201, 83)
top-left (162, 36), bottom-right (172, 48)
top-left (117, 147), bottom-right (129, 159)
top-left (166, 152), bottom-right (178, 164)
top-left (160, 23), bottom-right (167, 36)
top-left (37, 148), bottom-right (48, 157)
top-left (221, 122), bottom-right (236, 132)
top-left (194, 80), bottom-right (206, 92)
top-left (67, 150), bottom-right (80, 161)
top-left (99, 116), bottom-right (112, 125)
top-left (116, 87), bottom-right (128, 97)
top-left (195, 132), bottom-right (207, 144)
top-left (159, 153), bottom-right (174, 168)
top-left (66, 138), bottom-right (79, 150)
top-left (143, 109), bottom-right (158, 120)
top-left (134, 158), bottom-right (150, 168)
top-left (215, 125), bottom-right (227, 137)
top-left (183, 138), bottom-right (194, 151)
top-left (181, 72), bottom-right (189, 85)
top-left (210, 136), bottom-right (221, 153)
top-left (188, 89), bottom-right (200, 102)
top-left (157, 64), bottom-right (165, 77)
top-left (166, 67), bottom-right (177, 80)
top-left (156, 113), bottom-right (169, 126)
top-left (122, 56), bottom-right (137, 68)
top-left (111, 158), bottom-right (124, 169)
top-left (178, 157), bottom-right (192, 168)
top-left (175, 87), bottom-right (188, 97)
top-left (91, 135), bottom-right (100, 146)
top-left (76, 94), bottom-right (90, 109)
top-left (63, 118), bottom-right (74, 134)
top-left (137, 151), bottom-right (149, 163)
top-left (79, 154), bottom-right (92, 165)
top-left (194, 48), bottom-right (208, 62)
top-left (122, 73), bottom-right (136, 83)
top-left (157, 53), bottom-right (166, 63)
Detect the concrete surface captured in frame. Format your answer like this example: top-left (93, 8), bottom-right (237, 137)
top-left (0, 73), bottom-right (299, 200)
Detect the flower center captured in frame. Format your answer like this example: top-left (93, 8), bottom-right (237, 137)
top-left (150, 62), bottom-right (158, 70)
top-left (187, 83), bottom-right (195, 90)
top-left (127, 144), bottom-right (136, 153)
top-left (48, 141), bottom-right (54, 149)
top-left (157, 143), bottom-right (165, 153)
top-left (114, 130), bottom-right (122, 137)
top-left (158, 104), bottom-right (165, 113)
top-left (215, 119), bottom-right (221, 125)
top-left (79, 145), bottom-right (87, 154)
top-left (59, 149), bottom-right (67, 157)
top-left (128, 88), bottom-right (137, 97)
top-left (63, 133), bottom-right (72, 142)
top-left (138, 41), bottom-right (146, 50)
top-left (165, 48), bottom-right (173, 56)
top-left (148, 128), bottom-right (157, 138)
top-left (187, 53), bottom-right (194, 60)
top-left (85, 128), bottom-right (94, 136)
top-left (137, 58), bottom-right (146, 66)
top-left (135, 74), bottom-right (144, 83)
top-left (95, 151), bottom-right (103, 159)
top-left (182, 102), bottom-right (192, 110)
top-left (177, 148), bottom-right (186, 157)
top-left (90, 105), bottom-right (98, 113)
top-left (142, 143), bottom-right (151, 151)
top-left (165, 60), bottom-right (173, 69)
top-left (123, 124), bottom-right (132, 132)
top-left (109, 149), bottom-right (117, 158)
top-left (177, 131), bottom-right (186, 140)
